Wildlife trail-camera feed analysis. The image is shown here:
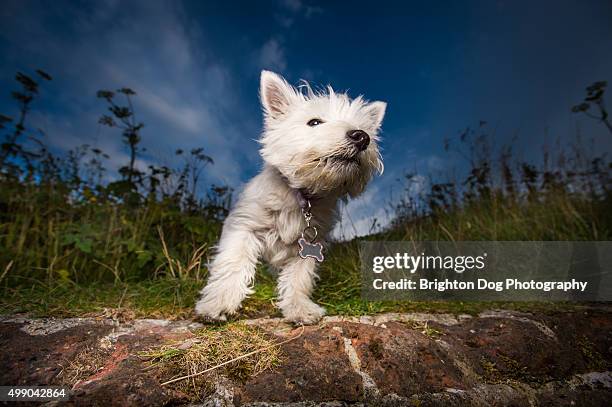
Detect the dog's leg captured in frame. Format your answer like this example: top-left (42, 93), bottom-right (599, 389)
top-left (277, 257), bottom-right (326, 324)
top-left (195, 228), bottom-right (262, 320)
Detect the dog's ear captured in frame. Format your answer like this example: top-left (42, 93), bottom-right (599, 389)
top-left (260, 70), bottom-right (298, 120)
top-left (363, 101), bottom-right (387, 131)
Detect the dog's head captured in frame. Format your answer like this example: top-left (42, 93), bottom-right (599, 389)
top-left (259, 70), bottom-right (385, 197)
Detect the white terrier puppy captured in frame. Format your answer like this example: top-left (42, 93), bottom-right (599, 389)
top-left (195, 71), bottom-right (386, 324)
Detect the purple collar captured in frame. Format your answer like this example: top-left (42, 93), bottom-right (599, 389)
top-left (275, 167), bottom-right (316, 209)
top-left (294, 188), bottom-right (313, 210)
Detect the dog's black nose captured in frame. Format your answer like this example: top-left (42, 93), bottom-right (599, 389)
top-left (346, 129), bottom-right (370, 151)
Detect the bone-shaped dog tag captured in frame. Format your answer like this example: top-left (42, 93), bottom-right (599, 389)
top-left (298, 237), bottom-right (324, 262)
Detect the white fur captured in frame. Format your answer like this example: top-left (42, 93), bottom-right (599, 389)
top-left (195, 70), bottom-right (386, 324)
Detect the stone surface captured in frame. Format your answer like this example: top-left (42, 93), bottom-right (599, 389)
top-left (1, 308), bottom-right (611, 406)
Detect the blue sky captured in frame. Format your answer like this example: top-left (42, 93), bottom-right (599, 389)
top-left (1, 0), bottom-right (611, 238)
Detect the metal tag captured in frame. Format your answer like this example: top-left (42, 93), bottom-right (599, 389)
top-left (298, 237), bottom-right (324, 262)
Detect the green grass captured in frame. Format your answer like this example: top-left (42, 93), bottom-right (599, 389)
top-left (1, 184), bottom-right (610, 320)
top-left (0, 279), bottom-right (202, 319)
top-left (0, 274), bottom-right (583, 320)
top-left (0, 245), bottom-right (590, 320)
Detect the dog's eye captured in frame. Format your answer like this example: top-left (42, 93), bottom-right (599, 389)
top-left (307, 118), bottom-right (324, 127)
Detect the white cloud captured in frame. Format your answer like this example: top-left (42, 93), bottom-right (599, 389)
top-left (405, 174), bottom-right (429, 197)
top-left (258, 38), bottom-right (287, 72)
top-left (138, 90), bottom-right (212, 136)
top-left (280, 0), bottom-right (303, 13)
top-left (279, 0), bottom-right (323, 19)
top-left (332, 183), bottom-right (394, 241)
top-left (2, 0), bottom-right (259, 190)
top-left (274, 0), bottom-right (323, 28)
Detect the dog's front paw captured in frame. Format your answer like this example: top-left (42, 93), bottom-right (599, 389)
top-left (195, 280), bottom-right (250, 322)
top-left (281, 299), bottom-right (326, 325)
top-left (194, 291), bottom-right (239, 322)
top-left (194, 299), bottom-right (229, 322)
